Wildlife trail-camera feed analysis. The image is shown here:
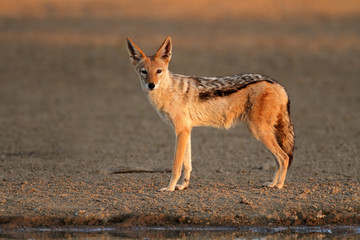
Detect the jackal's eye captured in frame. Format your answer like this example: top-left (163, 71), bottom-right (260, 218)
top-left (156, 69), bottom-right (163, 74)
top-left (140, 69), bottom-right (147, 75)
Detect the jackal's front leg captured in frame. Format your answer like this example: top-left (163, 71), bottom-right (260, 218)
top-left (159, 129), bottom-right (190, 192)
top-left (176, 136), bottom-right (192, 190)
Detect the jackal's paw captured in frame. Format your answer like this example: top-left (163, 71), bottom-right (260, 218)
top-left (175, 183), bottom-right (189, 191)
top-left (158, 187), bottom-right (175, 192)
top-left (275, 183), bottom-right (284, 189)
top-left (263, 181), bottom-right (277, 188)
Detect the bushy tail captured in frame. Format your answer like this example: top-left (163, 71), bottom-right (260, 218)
top-left (275, 100), bottom-right (295, 168)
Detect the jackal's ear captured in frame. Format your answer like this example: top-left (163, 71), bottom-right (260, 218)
top-left (127, 38), bottom-right (146, 65)
top-left (155, 36), bottom-right (172, 62)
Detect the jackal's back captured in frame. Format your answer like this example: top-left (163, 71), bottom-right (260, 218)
top-left (172, 73), bottom-right (276, 102)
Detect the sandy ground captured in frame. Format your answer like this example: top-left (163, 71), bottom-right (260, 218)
top-left (0, 0), bottom-right (359, 230)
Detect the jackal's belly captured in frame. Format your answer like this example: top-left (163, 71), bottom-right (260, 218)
top-left (190, 102), bottom-right (244, 129)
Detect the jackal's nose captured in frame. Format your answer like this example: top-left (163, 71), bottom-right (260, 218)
top-left (148, 83), bottom-right (156, 90)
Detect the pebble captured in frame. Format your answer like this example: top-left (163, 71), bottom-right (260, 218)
top-left (303, 188), bottom-right (311, 194)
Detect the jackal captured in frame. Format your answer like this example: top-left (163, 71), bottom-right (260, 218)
top-left (127, 36), bottom-right (294, 191)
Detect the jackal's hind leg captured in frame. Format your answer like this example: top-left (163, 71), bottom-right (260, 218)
top-left (249, 124), bottom-right (289, 189)
top-left (263, 166), bottom-right (280, 188)
top-left (261, 135), bottom-right (289, 189)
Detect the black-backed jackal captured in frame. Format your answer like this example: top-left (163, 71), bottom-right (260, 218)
top-left (127, 36), bottom-right (294, 191)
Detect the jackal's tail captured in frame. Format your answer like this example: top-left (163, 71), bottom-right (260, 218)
top-left (275, 100), bottom-right (295, 168)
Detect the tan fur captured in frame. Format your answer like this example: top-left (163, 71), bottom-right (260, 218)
top-left (127, 36), bottom-right (294, 191)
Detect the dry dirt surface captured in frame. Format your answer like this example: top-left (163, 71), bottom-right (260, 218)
top-left (0, 0), bottom-right (359, 230)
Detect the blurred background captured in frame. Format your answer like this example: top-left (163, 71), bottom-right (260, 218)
top-left (0, 0), bottom-right (359, 181)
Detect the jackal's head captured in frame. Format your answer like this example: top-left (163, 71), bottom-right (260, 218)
top-left (127, 36), bottom-right (172, 91)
